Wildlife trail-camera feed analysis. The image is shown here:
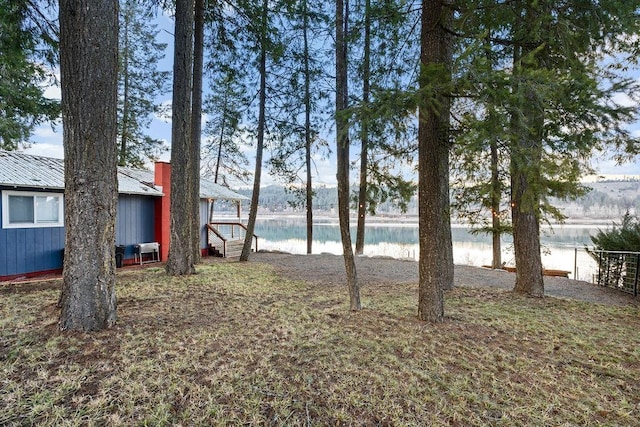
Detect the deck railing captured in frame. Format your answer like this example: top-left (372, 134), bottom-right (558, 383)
top-left (206, 222), bottom-right (258, 257)
top-left (591, 250), bottom-right (639, 297)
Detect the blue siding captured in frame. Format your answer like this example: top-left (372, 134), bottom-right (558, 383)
top-left (115, 195), bottom-right (156, 258)
top-left (0, 197), bottom-right (65, 277)
top-left (1, 192), bottom-right (156, 277)
top-left (200, 200), bottom-right (208, 249)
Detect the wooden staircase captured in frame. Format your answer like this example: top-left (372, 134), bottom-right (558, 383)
top-left (207, 222), bottom-right (258, 258)
top-left (223, 239), bottom-right (245, 258)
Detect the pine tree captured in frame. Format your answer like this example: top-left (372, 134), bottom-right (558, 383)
top-left (417, 0), bottom-right (453, 322)
top-left (267, 0), bottom-right (330, 254)
top-left (190, 0), bottom-right (205, 264)
top-left (117, 0), bottom-right (169, 167)
top-left (451, 34), bottom-right (511, 269)
top-left (202, 68), bottom-right (250, 185)
top-left (452, 0), bottom-right (640, 295)
top-left (240, 0), bottom-right (270, 261)
top-left (351, 0), bottom-right (418, 255)
top-left (0, 0), bottom-right (59, 150)
top-left (201, 2), bottom-right (252, 186)
top-left (591, 212), bottom-right (640, 252)
top-left (336, 0), bottom-right (361, 310)
top-left (59, 0), bottom-right (119, 331)
top-left (166, 0), bottom-right (197, 276)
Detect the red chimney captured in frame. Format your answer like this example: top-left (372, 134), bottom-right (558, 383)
top-left (154, 162), bottom-right (171, 261)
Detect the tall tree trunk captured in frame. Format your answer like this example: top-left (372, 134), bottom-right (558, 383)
top-left (58, 0), bottom-right (119, 331)
top-left (510, 1), bottom-right (544, 296)
top-left (510, 152), bottom-right (543, 296)
top-left (417, 0), bottom-right (453, 322)
top-left (355, 0), bottom-right (371, 256)
top-left (119, 11), bottom-right (130, 167)
top-left (302, 0), bottom-right (313, 255)
top-left (490, 133), bottom-right (502, 269)
top-left (166, 0), bottom-right (196, 275)
top-left (336, 0), bottom-right (360, 310)
top-left (191, 0), bottom-right (204, 263)
top-left (240, 0), bottom-right (268, 261)
top-left (214, 91), bottom-right (227, 184)
top-left (485, 35), bottom-right (502, 270)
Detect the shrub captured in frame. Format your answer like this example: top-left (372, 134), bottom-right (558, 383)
top-left (590, 211), bottom-right (640, 252)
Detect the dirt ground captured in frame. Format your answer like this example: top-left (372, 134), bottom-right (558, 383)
top-left (4, 251), bottom-right (638, 308)
top-left (249, 251), bottom-right (640, 307)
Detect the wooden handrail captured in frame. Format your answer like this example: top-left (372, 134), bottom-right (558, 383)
top-left (207, 222), bottom-right (259, 255)
top-left (206, 223), bottom-right (227, 241)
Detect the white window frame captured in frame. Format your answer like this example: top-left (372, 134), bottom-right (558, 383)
top-left (2, 190), bottom-right (65, 229)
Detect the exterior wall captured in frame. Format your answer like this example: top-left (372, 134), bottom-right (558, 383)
top-left (0, 190), bottom-right (65, 278)
top-left (0, 192), bottom-right (156, 279)
top-left (200, 199), bottom-right (209, 251)
top-left (116, 195), bottom-right (157, 261)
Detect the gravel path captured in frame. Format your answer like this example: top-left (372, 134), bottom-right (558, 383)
top-left (250, 251), bottom-right (640, 307)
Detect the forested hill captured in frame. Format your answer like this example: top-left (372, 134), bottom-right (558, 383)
top-left (559, 180), bottom-right (640, 219)
top-left (231, 180), bottom-right (640, 220)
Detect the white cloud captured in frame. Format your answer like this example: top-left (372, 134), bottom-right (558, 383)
top-left (611, 92), bottom-right (637, 108)
top-left (33, 123), bottom-right (61, 139)
top-left (311, 157), bottom-right (337, 186)
top-left (40, 68), bottom-right (61, 100)
top-left (23, 142), bottom-right (64, 159)
top-left (43, 84), bottom-right (61, 100)
top-left (158, 140), bottom-right (171, 162)
top-left (592, 155), bottom-right (640, 176)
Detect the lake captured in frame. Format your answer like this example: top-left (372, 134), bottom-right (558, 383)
top-left (248, 215), bottom-right (603, 282)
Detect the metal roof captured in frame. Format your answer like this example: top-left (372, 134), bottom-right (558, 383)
top-left (117, 167), bottom-right (164, 196)
top-left (0, 150), bottom-right (163, 196)
top-left (121, 166), bottom-right (249, 201)
top-left (0, 150), bottom-right (65, 189)
top-left (117, 170), bottom-right (164, 196)
top-left (199, 178), bottom-right (249, 201)
top-left (0, 150), bottom-right (247, 201)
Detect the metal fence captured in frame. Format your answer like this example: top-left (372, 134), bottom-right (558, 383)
top-left (590, 250), bottom-right (640, 296)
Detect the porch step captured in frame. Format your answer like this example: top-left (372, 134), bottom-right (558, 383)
top-left (224, 239), bottom-right (245, 258)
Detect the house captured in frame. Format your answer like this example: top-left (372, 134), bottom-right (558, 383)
top-left (0, 150), bottom-right (250, 281)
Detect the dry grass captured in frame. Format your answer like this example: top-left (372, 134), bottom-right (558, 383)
top-left (1, 260), bottom-right (639, 426)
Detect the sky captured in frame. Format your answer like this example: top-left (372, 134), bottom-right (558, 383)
top-left (22, 11), bottom-right (640, 187)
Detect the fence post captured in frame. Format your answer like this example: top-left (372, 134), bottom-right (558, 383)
top-left (574, 248), bottom-right (578, 279)
top-left (600, 252), bottom-right (610, 286)
top-left (635, 253), bottom-right (640, 297)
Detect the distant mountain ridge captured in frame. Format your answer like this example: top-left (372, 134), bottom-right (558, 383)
top-left (232, 180), bottom-right (640, 221)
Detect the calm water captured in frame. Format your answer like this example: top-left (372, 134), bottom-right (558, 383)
top-left (249, 216), bottom-right (601, 282)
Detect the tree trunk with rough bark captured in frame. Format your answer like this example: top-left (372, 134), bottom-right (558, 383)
top-left (191, 0), bottom-right (204, 264)
top-left (119, 13), bottom-right (130, 167)
top-left (511, 159), bottom-right (544, 296)
top-left (355, 0), bottom-right (371, 256)
top-left (336, 0), bottom-right (360, 310)
top-left (490, 139), bottom-right (502, 269)
top-left (417, 0), bottom-right (453, 322)
top-left (58, 0), bottom-right (119, 331)
top-left (302, 0), bottom-right (313, 255)
top-left (510, 92), bottom-right (544, 296)
top-left (509, 1), bottom-right (545, 297)
top-left (240, 0), bottom-right (268, 262)
top-left (166, 0), bottom-right (196, 276)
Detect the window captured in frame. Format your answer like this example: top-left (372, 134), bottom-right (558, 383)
top-left (2, 191), bottom-right (64, 228)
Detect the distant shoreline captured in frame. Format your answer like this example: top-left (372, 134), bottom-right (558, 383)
top-left (218, 211), bottom-right (621, 227)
